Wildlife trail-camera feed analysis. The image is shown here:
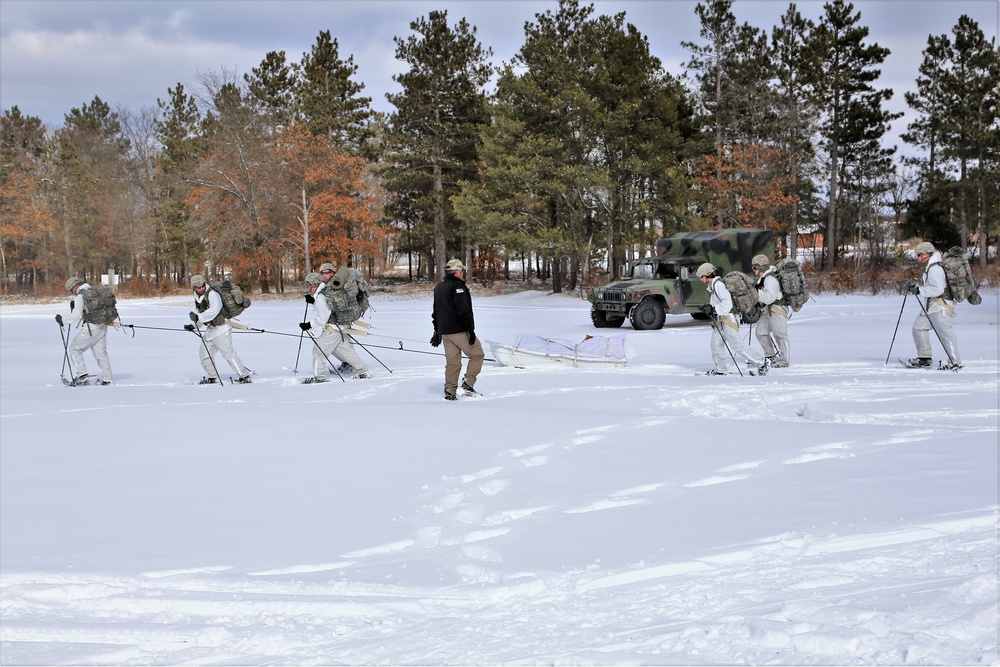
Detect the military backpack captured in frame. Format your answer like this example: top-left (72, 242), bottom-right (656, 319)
top-left (773, 258), bottom-right (809, 311)
top-left (939, 247), bottom-right (981, 305)
top-left (721, 271), bottom-right (761, 324)
top-left (81, 285), bottom-right (119, 325)
top-left (325, 268), bottom-right (370, 325)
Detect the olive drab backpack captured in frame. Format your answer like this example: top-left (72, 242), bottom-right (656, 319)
top-left (210, 280), bottom-right (251, 318)
top-left (81, 285), bottom-right (119, 325)
top-left (774, 258), bottom-right (809, 312)
top-left (722, 271), bottom-right (761, 324)
top-left (325, 267), bottom-right (371, 325)
top-left (939, 247), bottom-right (982, 305)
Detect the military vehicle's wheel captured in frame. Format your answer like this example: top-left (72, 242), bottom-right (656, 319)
top-left (630, 298), bottom-right (665, 330)
top-left (592, 307), bottom-right (625, 328)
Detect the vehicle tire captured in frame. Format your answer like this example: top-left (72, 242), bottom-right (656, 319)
top-left (630, 298), bottom-right (665, 330)
top-left (690, 311), bottom-right (711, 320)
top-left (592, 306), bottom-right (625, 328)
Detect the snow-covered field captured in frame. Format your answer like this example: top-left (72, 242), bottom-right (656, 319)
top-left (1, 288), bottom-right (998, 665)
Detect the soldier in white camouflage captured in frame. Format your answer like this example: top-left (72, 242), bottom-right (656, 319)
top-left (752, 254), bottom-right (790, 367)
top-left (58, 276), bottom-right (113, 385)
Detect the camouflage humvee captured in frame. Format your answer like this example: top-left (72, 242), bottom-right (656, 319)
top-left (582, 229), bottom-right (775, 330)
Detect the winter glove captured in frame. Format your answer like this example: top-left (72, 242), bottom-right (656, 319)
top-left (699, 303), bottom-right (714, 316)
top-left (299, 322), bottom-right (311, 331)
top-left (188, 311), bottom-right (199, 323)
top-left (304, 294), bottom-right (315, 304)
top-left (55, 314), bottom-right (63, 325)
top-left (430, 332), bottom-right (442, 348)
top-left (69, 300), bottom-right (75, 312)
top-left (906, 282), bottom-right (920, 296)
top-left (468, 330), bottom-right (476, 345)
top-left (183, 324), bottom-right (195, 332)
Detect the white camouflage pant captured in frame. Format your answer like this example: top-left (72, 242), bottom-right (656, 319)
top-left (912, 307), bottom-right (960, 365)
top-left (755, 306), bottom-right (790, 365)
top-left (712, 318), bottom-right (763, 373)
top-left (70, 323), bottom-right (112, 382)
top-left (312, 328), bottom-right (367, 379)
top-left (199, 325), bottom-right (248, 379)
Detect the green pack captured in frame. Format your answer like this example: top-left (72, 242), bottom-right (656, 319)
top-left (211, 280), bottom-right (251, 318)
top-left (325, 268), bottom-right (370, 325)
top-left (939, 247), bottom-right (981, 304)
top-left (774, 258), bottom-right (808, 311)
top-left (722, 271), bottom-right (761, 324)
top-left (81, 285), bottom-right (119, 325)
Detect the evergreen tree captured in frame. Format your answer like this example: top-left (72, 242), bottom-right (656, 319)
top-left (244, 50), bottom-right (296, 131)
top-left (384, 10), bottom-right (492, 280)
top-left (808, 0), bottom-right (899, 269)
top-left (154, 83), bottom-right (205, 282)
top-left (295, 30), bottom-right (374, 153)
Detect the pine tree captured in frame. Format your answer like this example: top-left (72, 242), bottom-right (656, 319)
top-left (808, 0), bottom-right (899, 269)
top-left (295, 31), bottom-right (374, 154)
top-left (384, 10), bottom-right (492, 280)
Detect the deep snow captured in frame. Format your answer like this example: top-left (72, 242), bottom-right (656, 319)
top-left (1, 287), bottom-right (998, 665)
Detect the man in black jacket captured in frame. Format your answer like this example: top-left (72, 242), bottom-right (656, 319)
top-left (431, 259), bottom-right (485, 400)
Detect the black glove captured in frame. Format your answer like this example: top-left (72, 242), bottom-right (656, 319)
top-left (189, 311), bottom-right (199, 323)
top-left (304, 294), bottom-right (315, 304)
top-left (907, 282), bottom-right (920, 296)
top-left (183, 324), bottom-right (195, 332)
top-left (430, 332), bottom-right (441, 347)
top-left (299, 322), bottom-right (311, 331)
top-left (468, 330), bottom-right (476, 345)
top-left (699, 303), bottom-right (714, 316)
top-left (55, 314), bottom-right (63, 325)
top-left (69, 300), bottom-right (75, 312)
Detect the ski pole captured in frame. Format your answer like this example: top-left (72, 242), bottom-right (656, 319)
top-left (913, 293), bottom-right (958, 366)
top-left (293, 299), bottom-right (310, 374)
top-left (711, 317), bottom-right (744, 377)
top-left (884, 292), bottom-right (908, 365)
top-left (302, 328), bottom-right (346, 382)
top-left (188, 325), bottom-right (224, 388)
top-left (348, 334), bottom-right (393, 373)
top-left (56, 318), bottom-right (77, 384)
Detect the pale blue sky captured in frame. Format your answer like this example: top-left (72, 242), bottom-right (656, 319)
top-left (1, 0), bottom-right (997, 151)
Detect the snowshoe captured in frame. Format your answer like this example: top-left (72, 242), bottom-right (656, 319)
top-left (236, 375), bottom-right (253, 384)
top-left (704, 370), bottom-right (728, 376)
top-left (355, 373), bottom-right (369, 379)
top-left (939, 361), bottom-right (963, 371)
top-left (302, 377), bottom-right (327, 384)
top-left (198, 377), bottom-right (219, 385)
top-left (901, 357), bottom-right (932, 368)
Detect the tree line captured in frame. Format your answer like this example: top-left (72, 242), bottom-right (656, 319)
top-left (1, 0), bottom-right (997, 295)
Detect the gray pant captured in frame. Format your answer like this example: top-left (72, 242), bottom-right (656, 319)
top-left (199, 326), bottom-right (248, 379)
top-left (442, 332), bottom-right (484, 395)
top-left (312, 328), bottom-right (367, 379)
top-left (71, 323), bottom-right (112, 382)
top-left (755, 306), bottom-right (790, 366)
top-left (913, 308), bottom-right (960, 365)
top-left (712, 319), bottom-right (763, 373)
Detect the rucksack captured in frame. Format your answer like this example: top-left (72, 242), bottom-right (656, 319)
top-left (773, 258), bottom-right (809, 311)
top-left (939, 247), bottom-right (981, 305)
top-left (721, 271), bottom-right (761, 324)
top-left (81, 285), bottom-right (119, 325)
top-left (211, 280), bottom-right (251, 318)
top-left (325, 268), bottom-right (370, 325)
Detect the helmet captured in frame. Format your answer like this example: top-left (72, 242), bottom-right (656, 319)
top-left (190, 274), bottom-right (206, 289)
top-left (751, 254), bottom-right (771, 271)
top-left (445, 258), bottom-right (467, 272)
top-left (914, 241), bottom-right (935, 255)
top-left (304, 272), bottom-right (322, 286)
top-left (65, 276), bottom-right (85, 293)
top-left (696, 263), bottom-right (716, 279)
top-left (318, 262), bottom-right (336, 274)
